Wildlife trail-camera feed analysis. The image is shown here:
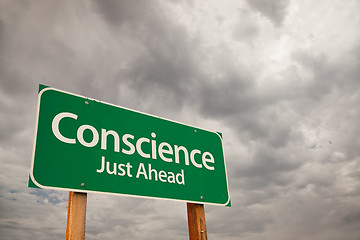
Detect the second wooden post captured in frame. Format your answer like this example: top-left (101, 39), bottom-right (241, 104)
top-left (66, 191), bottom-right (87, 240)
top-left (187, 203), bottom-right (208, 240)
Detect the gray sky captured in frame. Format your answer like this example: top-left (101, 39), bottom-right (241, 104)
top-left (1, 0), bottom-right (360, 239)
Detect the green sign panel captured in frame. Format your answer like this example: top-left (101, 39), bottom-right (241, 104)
top-left (30, 85), bottom-right (230, 206)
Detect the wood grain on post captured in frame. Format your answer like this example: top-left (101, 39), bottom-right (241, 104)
top-left (187, 203), bottom-right (208, 240)
top-left (66, 191), bottom-right (87, 240)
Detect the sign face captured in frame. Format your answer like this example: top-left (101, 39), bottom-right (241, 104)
top-left (30, 85), bottom-right (230, 206)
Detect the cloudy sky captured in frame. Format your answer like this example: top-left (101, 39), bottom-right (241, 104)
top-left (1, 0), bottom-right (360, 239)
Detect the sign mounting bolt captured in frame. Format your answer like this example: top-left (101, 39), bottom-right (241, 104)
top-left (85, 101), bottom-right (89, 105)
top-left (200, 196), bottom-right (203, 199)
top-left (194, 130), bottom-right (197, 133)
top-left (81, 183), bottom-right (85, 187)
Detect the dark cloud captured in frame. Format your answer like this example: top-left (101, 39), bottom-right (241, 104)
top-left (90, 0), bottom-right (203, 114)
top-left (92, 0), bottom-right (155, 26)
top-left (246, 0), bottom-right (290, 26)
top-left (207, 203), bottom-right (273, 238)
top-left (120, 26), bottom-right (200, 109)
top-left (199, 76), bottom-right (255, 117)
top-left (233, 144), bottom-right (303, 191)
top-left (196, 64), bottom-right (300, 148)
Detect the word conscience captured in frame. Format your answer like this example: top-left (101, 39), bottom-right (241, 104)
top-left (51, 112), bottom-right (216, 170)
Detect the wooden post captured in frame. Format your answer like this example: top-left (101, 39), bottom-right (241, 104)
top-left (66, 191), bottom-right (87, 240)
top-left (187, 203), bottom-right (208, 240)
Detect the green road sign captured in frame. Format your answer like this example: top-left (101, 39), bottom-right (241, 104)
top-left (29, 85), bottom-right (230, 206)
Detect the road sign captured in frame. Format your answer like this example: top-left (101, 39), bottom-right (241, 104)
top-left (29, 85), bottom-right (230, 206)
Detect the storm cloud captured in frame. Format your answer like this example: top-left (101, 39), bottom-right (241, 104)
top-left (1, 0), bottom-right (360, 239)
